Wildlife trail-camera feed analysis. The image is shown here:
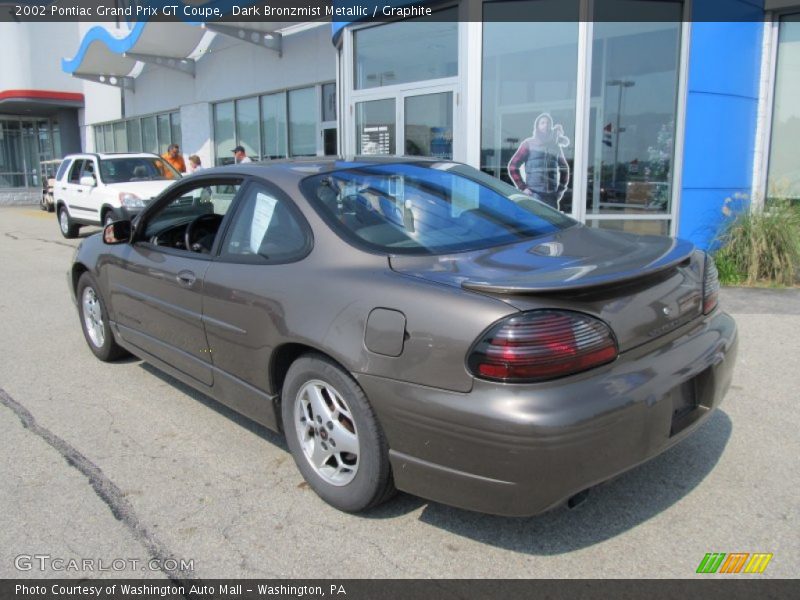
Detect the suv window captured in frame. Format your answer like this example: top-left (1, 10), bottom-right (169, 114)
top-left (100, 156), bottom-right (181, 183)
top-left (68, 160), bottom-right (84, 184)
top-left (221, 183), bottom-right (310, 264)
top-left (56, 159), bottom-right (71, 181)
top-left (80, 160), bottom-right (97, 183)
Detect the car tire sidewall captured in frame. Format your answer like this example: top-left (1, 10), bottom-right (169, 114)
top-left (58, 206), bottom-right (78, 238)
top-left (77, 273), bottom-right (122, 362)
top-left (282, 355), bottom-right (392, 513)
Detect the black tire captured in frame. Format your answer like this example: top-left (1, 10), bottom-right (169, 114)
top-left (58, 206), bottom-right (80, 239)
top-left (282, 354), bottom-right (396, 512)
top-left (76, 272), bottom-right (128, 362)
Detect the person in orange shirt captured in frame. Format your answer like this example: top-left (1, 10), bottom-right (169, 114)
top-left (161, 143), bottom-right (186, 175)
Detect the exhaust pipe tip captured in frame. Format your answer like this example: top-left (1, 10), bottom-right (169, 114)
top-left (567, 488), bottom-right (590, 509)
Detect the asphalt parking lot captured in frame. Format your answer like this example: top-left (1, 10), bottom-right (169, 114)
top-left (0, 205), bottom-right (797, 579)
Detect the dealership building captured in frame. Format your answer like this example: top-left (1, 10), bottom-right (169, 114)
top-left (1, 0), bottom-right (798, 249)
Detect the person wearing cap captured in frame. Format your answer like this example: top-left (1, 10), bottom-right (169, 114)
top-left (232, 145), bottom-right (252, 164)
top-left (161, 143), bottom-right (187, 174)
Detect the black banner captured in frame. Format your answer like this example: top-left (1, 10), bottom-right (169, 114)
top-left (0, 579), bottom-right (797, 600)
top-left (0, 0), bottom-right (780, 24)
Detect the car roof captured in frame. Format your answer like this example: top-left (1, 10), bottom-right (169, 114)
top-left (190, 156), bottom-right (450, 186)
top-left (62, 152), bottom-right (163, 160)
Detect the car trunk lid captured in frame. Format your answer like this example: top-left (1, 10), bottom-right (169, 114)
top-left (389, 225), bottom-right (705, 352)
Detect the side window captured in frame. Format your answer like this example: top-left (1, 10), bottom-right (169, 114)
top-left (56, 160), bottom-right (71, 181)
top-left (81, 160), bottom-right (97, 183)
top-left (221, 183), bottom-right (309, 263)
top-left (68, 160), bottom-right (84, 183)
top-left (143, 180), bottom-right (241, 254)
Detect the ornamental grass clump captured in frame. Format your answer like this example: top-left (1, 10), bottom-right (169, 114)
top-left (714, 199), bottom-right (800, 287)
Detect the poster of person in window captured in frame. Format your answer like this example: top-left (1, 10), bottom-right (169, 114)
top-left (507, 113), bottom-right (571, 211)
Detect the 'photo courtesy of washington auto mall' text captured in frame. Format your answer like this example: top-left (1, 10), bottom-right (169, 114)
top-left (0, 0), bottom-right (797, 598)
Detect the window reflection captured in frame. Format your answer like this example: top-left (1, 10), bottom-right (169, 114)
top-left (587, 8), bottom-right (682, 216)
top-left (481, 2), bottom-right (579, 213)
top-left (767, 14), bottom-right (800, 203)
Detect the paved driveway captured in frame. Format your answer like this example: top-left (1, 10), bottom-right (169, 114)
top-left (0, 206), bottom-right (797, 578)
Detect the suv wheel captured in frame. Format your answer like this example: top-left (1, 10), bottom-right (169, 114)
top-left (58, 206), bottom-right (80, 239)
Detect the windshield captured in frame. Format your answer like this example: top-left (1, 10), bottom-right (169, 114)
top-left (302, 163), bottom-right (576, 255)
top-left (99, 157), bottom-right (181, 184)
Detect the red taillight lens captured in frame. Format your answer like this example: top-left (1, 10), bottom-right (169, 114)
top-left (468, 310), bottom-right (618, 383)
top-left (703, 254), bottom-right (720, 314)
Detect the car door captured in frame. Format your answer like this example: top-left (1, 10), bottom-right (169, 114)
top-left (78, 157), bottom-right (102, 222)
top-left (104, 176), bottom-right (243, 387)
top-left (200, 180), bottom-right (312, 418)
top-left (61, 159), bottom-right (84, 215)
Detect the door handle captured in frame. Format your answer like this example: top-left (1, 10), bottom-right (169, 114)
top-left (176, 270), bottom-right (196, 287)
top-left (76, 189), bottom-right (83, 193)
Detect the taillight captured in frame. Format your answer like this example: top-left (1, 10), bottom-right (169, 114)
top-left (703, 254), bottom-right (720, 314)
top-left (468, 310), bottom-right (618, 383)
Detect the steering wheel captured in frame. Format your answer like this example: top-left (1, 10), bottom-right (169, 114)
top-left (185, 213), bottom-right (223, 254)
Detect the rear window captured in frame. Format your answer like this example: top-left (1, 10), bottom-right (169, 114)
top-left (301, 163), bottom-right (575, 255)
top-left (99, 157), bottom-right (181, 183)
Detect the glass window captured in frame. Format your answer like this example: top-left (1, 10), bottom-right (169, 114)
top-left (156, 114), bottom-right (171, 154)
top-left (127, 119), bottom-right (142, 152)
top-left (322, 82), bottom-right (337, 122)
top-left (767, 14), bottom-right (800, 202)
top-left (261, 92), bottom-right (287, 159)
top-left (52, 120), bottom-right (62, 159)
top-left (356, 99), bottom-right (395, 155)
top-left (142, 116), bottom-right (158, 154)
top-left (236, 97), bottom-right (260, 160)
top-left (354, 8), bottom-right (458, 90)
top-left (103, 124), bottom-right (114, 153)
top-left (100, 156), bottom-right (181, 183)
top-left (288, 87), bottom-right (316, 157)
top-left (482, 2), bottom-right (579, 213)
top-left (143, 181), bottom-right (242, 252)
top-left (94, 126), bottom-right (105, 153)
top-left (586, 3), bottom-right (682, 216)
top-left (214, 101), bottom-right (235, 165)
top-left (302, 163), bottom-right (575, 255)
top-left (405, 92), bottom-right (453, 159)
top-left (170, 112), bottom-right (182, 151)
top-left (113, 122), bottom-right (127, 152)
top-left (68, 159), bottom-right (84, 183)
top-left (56, 159), bottom-right (71, 181)
top-left (222, 183), bottom-right (309, 263)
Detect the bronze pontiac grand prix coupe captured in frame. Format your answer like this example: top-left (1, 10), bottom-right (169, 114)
top-left (69, 158), bottom-right (738, 516)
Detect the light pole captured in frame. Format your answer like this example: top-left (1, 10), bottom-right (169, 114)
top-left (607, 79), bottom-right (635, 191)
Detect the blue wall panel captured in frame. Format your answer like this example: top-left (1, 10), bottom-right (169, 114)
top-left (679, 0), bottom-right (765, 250)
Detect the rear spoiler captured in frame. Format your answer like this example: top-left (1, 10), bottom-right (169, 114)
top-left (461, 240), bottom-right (696, 294)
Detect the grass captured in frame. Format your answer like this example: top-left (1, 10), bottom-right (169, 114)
top-left (713, 200), bottom-right (800, 287)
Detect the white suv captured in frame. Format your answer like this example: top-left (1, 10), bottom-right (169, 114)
top-left (54, 152), bottom-right (182, 238)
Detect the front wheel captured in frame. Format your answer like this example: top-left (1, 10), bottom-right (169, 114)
top-left (58, 206), bottom-right (80, 238)
top-left (282, 354), bottom-right (395, 512)
top-left (77, 272), bottom-right (128, 362)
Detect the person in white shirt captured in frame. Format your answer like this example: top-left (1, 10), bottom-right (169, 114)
top-left (232, 145), bottom-right (252, 164)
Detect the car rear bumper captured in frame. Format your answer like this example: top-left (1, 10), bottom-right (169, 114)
top-left (356, 310), bottom-right (738, 517)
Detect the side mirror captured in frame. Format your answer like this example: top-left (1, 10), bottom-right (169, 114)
top-left (103, 220), bottom-right (132, 245)
top-left (79, 175), bottom-right (96, 187)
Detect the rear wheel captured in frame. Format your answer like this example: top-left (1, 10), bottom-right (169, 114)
top-left (282, 354), bottom-right (395, 512)
top-left (77, 272), bottom-right (128, 362)
top-left (58, 206), bottom-right (80, 239)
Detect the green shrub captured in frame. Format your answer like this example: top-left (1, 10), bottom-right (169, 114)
top-left (713, 200), bottom-right (800, 287)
